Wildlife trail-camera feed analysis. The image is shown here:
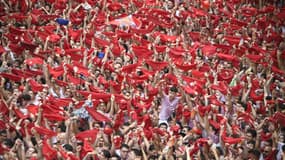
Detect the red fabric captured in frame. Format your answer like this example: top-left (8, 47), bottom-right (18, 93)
top-left (75, 128), bottom-right (98, 142)
top-left (26, 104), bottom-right (38, 115)
top-left (273, 112), bottom-right (285, 127)
top-left (103, 127), bottom-right (113, 135)
top-left (121, 63), bottom-right (139, 73)
top-left (0, 99), bottom-right (9, 115)
top-left (13, 108), bottom-right (29, 119)
top-left (223, 137), bottom-right (243, 144)
top-left (67, 74), bottom-right (83, 85)
top-left (42, 139), bottom-right (57, 160)
top-left (28, 79), bottom-right (44, 92)
top-left (77, 91), bottom-right (111, 102)
top-left (145, 60), bottom-right (168, 71)
top-left (132, 45), bottom-right (153, 60)
top-left (34, 126), bottom-right (57, 138)
top-left (43, 113), bottom-right (66, 121)
top-left (85, 107), bottom-right (111, 122)
top-left (0, 73), bottom-right (22, 82)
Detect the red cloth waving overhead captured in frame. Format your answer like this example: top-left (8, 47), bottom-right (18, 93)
top-left (42, 139), bottom-right (57, 160)
top-left (85, 107), bottom-right (111, 123)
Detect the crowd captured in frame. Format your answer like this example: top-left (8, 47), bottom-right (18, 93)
top-left (0, 0), bottom-right (285, 159)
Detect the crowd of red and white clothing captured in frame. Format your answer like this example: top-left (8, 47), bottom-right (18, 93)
top-left (0, 0), bottom-right (285, 159)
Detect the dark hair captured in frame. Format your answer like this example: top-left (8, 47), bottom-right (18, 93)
top-left (131, 148), bottom-right (142, 157)
top-left (58, 122), bottom-right (66, 132)
top-left (149, 155), bottom-right (159, 160)
top-left (149, 144), bottom-right (155, 151)
top-left (21, 94), bottom-right (32, 101)
top-left (265, 139), bottom-right (273, 147)
top-left (248, 149), bottom-right (261, 158)
top-left (3, 139), bottom-right (14, 148)
top-left (159, 122), bottom-right (168, 129)
top-left (137, 70), bottom-right (143, 76)
top-left (247, 129), bottom-right (257, 138)
top-left (247, 140), bottom-right (256, 146)
top-left (111, 154), bottom-right (121, 160)
top-left (63, 144), bottom-right (74, 152)
top-left (102, 149), bottom-right (111, 158)
top-left (120, 143), bottom-right (129, 150)
top-left (169, 86), bottom-right (178, 93)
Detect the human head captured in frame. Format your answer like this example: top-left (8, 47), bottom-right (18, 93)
top-left (248, 149), bottom-right (261, 160)
top-left (128, 148), bottom-right (142, 160)
top-left (169, 86), bottom-right (178, 100)
top-left (159, 122), bottom-right (168, 131)
top-left (120, 144), bottom-right (129, 159)
top-left (98, 149), bottom-right (111, 160)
